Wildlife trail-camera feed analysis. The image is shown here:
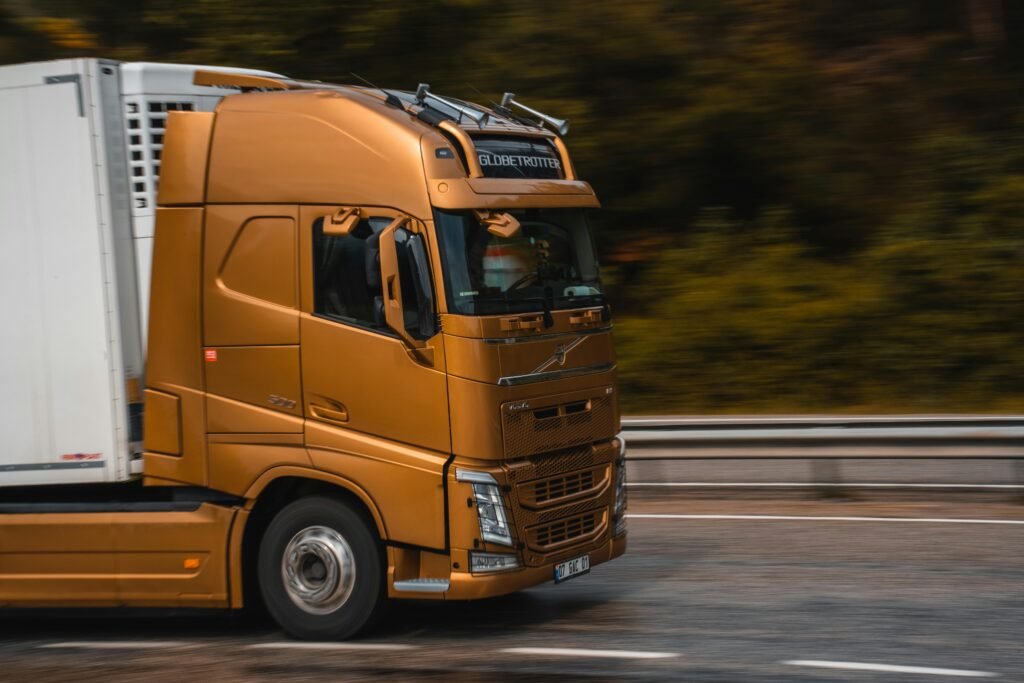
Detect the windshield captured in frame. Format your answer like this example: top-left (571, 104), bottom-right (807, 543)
top-left (434, 208), bottom-right (604, 315)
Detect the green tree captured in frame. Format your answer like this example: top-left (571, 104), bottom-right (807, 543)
top-left (4, 0), bottom-right (1024, 413)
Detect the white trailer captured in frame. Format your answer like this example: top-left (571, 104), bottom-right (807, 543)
top-left (0, 59), bottom-right (279, 487)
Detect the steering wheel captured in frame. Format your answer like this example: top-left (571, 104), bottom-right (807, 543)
top-left (505, 271), bottom-right (538, 292)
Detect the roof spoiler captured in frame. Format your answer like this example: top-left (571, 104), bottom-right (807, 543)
top-left (192, 70), bottom-right (297, 91)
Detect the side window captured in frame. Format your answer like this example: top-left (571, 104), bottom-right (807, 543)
top-left (312, 216), bottom-right (388, 330)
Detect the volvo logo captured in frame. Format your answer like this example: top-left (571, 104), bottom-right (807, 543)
top-left (552, 344), bottom-right (569, 366)
top-left (531, 336), bottom-right (586, 374)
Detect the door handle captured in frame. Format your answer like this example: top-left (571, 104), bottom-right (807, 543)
top-left (311, 403), bottom-right (349, 423)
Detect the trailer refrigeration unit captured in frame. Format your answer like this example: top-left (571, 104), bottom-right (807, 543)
top-left (0, 58), bottom-right (626, 639)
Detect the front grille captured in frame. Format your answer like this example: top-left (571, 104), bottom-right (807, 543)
top-left (528, 445), bottom-right (595, 478)
top-left (501, 388), bottom-right (616, 458)
top-left (530, 511), bottom-right (601, 549)
top-left (534, 470), bottom-right (594, 504)
top-left (507, 440), bottom-right (618, 565)
top-left (514, 447), bottom-right (609, 511)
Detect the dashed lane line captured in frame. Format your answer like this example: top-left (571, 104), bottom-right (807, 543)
top-left (628, 513), bottom-right (1024, 524)
top-left (247, 642), bottom-right (417, 651)
top-left (784, 660), bottom-right (998, 677)
top-left (39, 641), bottom-right (190, 649)
top-left (628, 482), bottom-right (1024, 489)
top-left (500, 647), bottom-right (678, 659)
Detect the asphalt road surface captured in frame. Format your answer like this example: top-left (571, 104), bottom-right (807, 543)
top-left (2, 496), bottom-right (1022, 682)
top-left (627, 456), bottom-right (1024, 489)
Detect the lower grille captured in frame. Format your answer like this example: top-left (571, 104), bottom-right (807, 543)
top-left (533, 470), bottom-right (595, 504)
top-left (529, 511), bottom-right (602, 550)
top-left (507, 440), bottom-right (618, 565)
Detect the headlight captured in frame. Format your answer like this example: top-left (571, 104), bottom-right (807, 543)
top-left (614, 436), bottom-right (628, 535)
top-left (457, 469), bottom-right (514, 546)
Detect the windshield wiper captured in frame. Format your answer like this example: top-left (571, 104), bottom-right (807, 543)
top-left (468, 292), bottom-right (605, 317)
top-left (543, 286), bottom-right (554, 328)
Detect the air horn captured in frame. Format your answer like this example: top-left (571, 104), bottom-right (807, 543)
top-left (500, 93), bottom-right (569, 136)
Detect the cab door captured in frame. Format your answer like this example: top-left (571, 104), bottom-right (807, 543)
top-left (297, 206), bottom-right (449, 549)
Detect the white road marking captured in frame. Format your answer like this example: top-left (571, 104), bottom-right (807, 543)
top-left (628, 513), bottom-right (1024, 525)
top-left (40, 641), bottom-right (189, 649)
top-left (784, 660), bottom-right (998, 677)
top-left (622, 415), bottom-right (1024, 425)
top-left (248, 642), bottom-right (417, 651)
top-left (628, 482), bottom-right (1024, 489)
top-left (501, 647), bottom-right (678, 659)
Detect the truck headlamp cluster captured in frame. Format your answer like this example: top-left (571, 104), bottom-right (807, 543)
top-left (614, 436), bottom-right (628, 536)
top-left (456, 469), bottom-right (514, 546)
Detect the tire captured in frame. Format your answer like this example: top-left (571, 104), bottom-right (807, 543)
top-left (258, 496), bottom-right (383, 640)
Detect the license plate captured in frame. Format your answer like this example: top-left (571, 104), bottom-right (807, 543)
top-left (553, 554), bottom-right (590, 584)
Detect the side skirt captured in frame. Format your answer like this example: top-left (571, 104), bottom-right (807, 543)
top-left (0, 502), bottom-right (237, 608)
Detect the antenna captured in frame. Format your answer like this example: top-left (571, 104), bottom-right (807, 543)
top-left (350, 72), bottom-right (405, 110)
top-left (500, 93), bottom-right (569, 136)
top-left (416, 83), bottom-right (489, 127)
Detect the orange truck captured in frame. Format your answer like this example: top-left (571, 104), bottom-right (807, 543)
top-left (0, 59), bottom-right (626, 639)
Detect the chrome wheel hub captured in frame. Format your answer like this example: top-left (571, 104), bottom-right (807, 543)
top-left (281, 525), bottom-right (356, 614)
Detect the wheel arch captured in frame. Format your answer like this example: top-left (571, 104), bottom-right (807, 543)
top-left (229, 466), bottom-right (387, 609)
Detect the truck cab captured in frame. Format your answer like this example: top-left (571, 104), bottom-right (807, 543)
top-left (0, 60), bottom-right (626, 640)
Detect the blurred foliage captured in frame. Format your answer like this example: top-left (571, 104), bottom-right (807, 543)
top-left (3, 0), bottom-right (1024, 413)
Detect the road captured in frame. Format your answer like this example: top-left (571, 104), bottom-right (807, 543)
top-left (1, 495), bottom-right (1022, 682)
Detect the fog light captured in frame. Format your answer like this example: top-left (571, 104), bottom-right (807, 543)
top-left (470, 551), bottom-right (521, 574)
top-left (615, 514), bottom-right (628, 536)
top-left (456, 468), bottom-right (514, 546)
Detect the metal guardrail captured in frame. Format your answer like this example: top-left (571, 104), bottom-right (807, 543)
top-left (620, 416), bottom-right (1024, 494)
top-left (621, 416), bottom-right (1024, 459)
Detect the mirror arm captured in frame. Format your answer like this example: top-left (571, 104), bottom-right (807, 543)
top-left (322, 206), bottom-right (361, 236)
top-left (473, 209), bottom-right (521, 238)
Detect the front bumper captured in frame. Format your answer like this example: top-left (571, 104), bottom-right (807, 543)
top-left (444, 532), bottom-right (626, 600)
top-left (387, 436), bottom-right (627, 601)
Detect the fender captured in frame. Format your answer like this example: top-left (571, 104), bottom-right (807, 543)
top-left (228, 465), bottom-right (389, 609)
top-left (242, 465), bottom-right (388, 539)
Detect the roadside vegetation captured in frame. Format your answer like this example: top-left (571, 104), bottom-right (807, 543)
top-left (4, 0), bottom-right (1023, 413)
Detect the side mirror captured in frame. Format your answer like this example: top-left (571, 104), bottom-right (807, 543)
top-left (322, 206), bottom-right (360, 236)
top-left (473, 210), bottom-right (521, 238)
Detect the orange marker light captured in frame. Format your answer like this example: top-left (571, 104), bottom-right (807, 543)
top-left (184, 558), bottom-right (201, 570)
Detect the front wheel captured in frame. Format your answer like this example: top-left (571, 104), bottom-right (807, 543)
top-left (258, 496), bottom-right (383, 640)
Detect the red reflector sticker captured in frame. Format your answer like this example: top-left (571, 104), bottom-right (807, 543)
top-left (205, 349), bottom-right (217, 362)
top-left (61, 453), bottom-right (102, 461)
